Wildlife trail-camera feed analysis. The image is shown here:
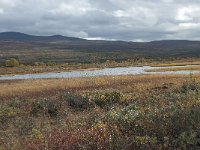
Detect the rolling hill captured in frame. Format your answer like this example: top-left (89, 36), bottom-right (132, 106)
top-left (0, 32), bottom-right (200, 64)
top-left (0, 32), bottom-right (85, 42)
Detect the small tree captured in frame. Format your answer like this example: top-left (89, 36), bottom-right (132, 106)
top-left (5, 58), bottom-right (20, 67)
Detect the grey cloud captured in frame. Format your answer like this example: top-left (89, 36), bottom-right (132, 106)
top-left (1, 0), bottom-right (200, 41)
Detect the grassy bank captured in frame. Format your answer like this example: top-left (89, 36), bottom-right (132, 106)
top-left (151, 60), bottom-right (200, 67)
top-left (146, 65), bottom-right (200, 72)
top-left (1, 74), bottom-right (200, 149)
top-left (0, 60), bottom-right (149, 76)
top-left (1, 58), bottom-right (200, 76)
top-left (0, 64), bottom-right (103, 76)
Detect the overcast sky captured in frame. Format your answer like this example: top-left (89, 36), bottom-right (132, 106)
top-left (0, 0), bottom-right (200, 41)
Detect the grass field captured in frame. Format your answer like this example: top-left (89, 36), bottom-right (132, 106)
top-left (1, 74), bottom-right (200, 149)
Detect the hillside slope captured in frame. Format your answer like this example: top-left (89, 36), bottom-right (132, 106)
top-left (0, 32), bottom-right (200, 64)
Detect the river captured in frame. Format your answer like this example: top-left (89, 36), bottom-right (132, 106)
top-left (0, 65), bottom-right (200, 80)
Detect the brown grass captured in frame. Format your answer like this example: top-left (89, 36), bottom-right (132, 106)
top-left (0, 74), bottom-right (198, 100)
top-left (151, 60), bottom-right (200, 67)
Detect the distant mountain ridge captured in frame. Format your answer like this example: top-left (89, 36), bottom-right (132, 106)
top-left (1, 31), bottom-right (200, 55)
top-left (1, 31), bottom-right (199, 43)
top-left (1, 31), bottom-right (200, 44)
top-left (0, 32), bottom-right (86, 42)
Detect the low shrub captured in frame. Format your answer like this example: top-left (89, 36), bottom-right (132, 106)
top-left (5, 58), bottom-right (19, 67)
top-left (176, 130), bottom-right (200, 149)
top-left (30, 99), bottom-right (60, 117)
top-left (31, 128), bottom-right (44, 140)
top-left (64, 93), bottom-right (91, 110)
top-left (181, 82), bottom-right (200, 93)
top-left (14, 117), bottom-right (36, 136)
top-left (22, 129), bottom-right (82, 150)
top-left (0, 106), bottom-right (20, 118)
top-left (105, 104), bottom-right (142, 133)
top-left (0, 106), bottom-right (21, 129)
top-left (85, 122), bottom-right (125, 150)
top-left (170, 107), bottom-right (200, 136)
top-left (46, 100), bottom-right (60, 117)
top-left (94, 91), bottom-right (123, 108)
top-left (30, 100), bottom-right (46, 116)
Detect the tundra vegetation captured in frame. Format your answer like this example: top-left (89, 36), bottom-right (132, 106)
top-left (1, 32), bottom-right (200, 150)
top-left (0, 74), bottom-right (200, 149)
top-left (146, 65), bottom-right (200, 72)
top-left (5, 58), bottom-right (19, 67)
top-left (1, 57), bottom-right (200, 76)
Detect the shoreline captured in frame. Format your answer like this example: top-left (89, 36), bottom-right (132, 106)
top-left (0, 60), bottom-right (200, 76)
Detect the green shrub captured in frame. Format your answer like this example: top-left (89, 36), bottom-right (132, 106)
top-left (46, 61), bottom-right (56, 66)
top-left (30, 99), bottom-right (60, 117)
top-left (31, 128), bottom-right (44, 140)
top-left (106, 104), bottom-right (141, 132)
top-left (14, 117), bottom-right (35, 136)
top-left (46, 100), bottom-right (59, 117)
top-left (85, 122), bottom-right (125, 149)
top-left (30, 100), bottom-right (46, 116)
top-left (176, 130), bottom-right (200, 149)
top-left (0, 106), bottom-right (21, 129)
top-left (94, 91), bottom-right (123, 108)
top-left (0, 106), bottom-right (20, 118)
top-left (64, 93), bottom-right (90, 110)
top-left (5, 58), bottom-right (19, 67)
top-left (180, 82), bottom-right (200, 93)
top-left (170, 107), bottom-right (200, 136)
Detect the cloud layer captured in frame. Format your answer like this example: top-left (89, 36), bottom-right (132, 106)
top-left (0, 0), bottom-right (200, 41)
